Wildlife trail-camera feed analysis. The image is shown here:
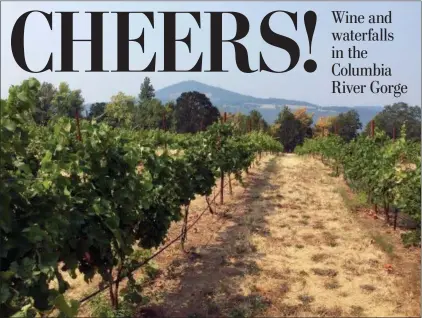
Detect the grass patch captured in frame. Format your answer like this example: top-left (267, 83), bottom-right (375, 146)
top-left (279, 283), bottom-right (290, 295)
top-left (350, 305), bottom-right (365, 316)
top-left (298, 294), bottom-right (314, 305)
top-left (313, 221), bottom-right (325, 230)
top-left (311, 268), bottom-right (338, 277)
top-left (322, 231), bottom-right (338, 247)
top-left (229, 294), bottom-right (270, 318)
top-left (311, 253), bottom-right (330, 263)
top-left (246, 261), bottom-right (261, 275)
top-left (90, 295), bottom-right (135, 318)
top-left (278, 304), bottom-right (300, 316)
top-left (324, 279), bottom-right (340, 290)
top-left (371, 234), bottom-right (394, 256)
top-left (298, 220), bottom-right (309, 225)
top-left (401, 229), bottom-right (421, 248)
top-left (314, 305), bottom-right (343, 317)
top-left (360, 284), bottom-right (376, 293)
top-left (295, 244), bottom-right (305, 249)
top-left (338, 188), bottom-right (368, 212)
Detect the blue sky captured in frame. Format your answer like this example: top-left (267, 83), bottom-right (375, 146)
top-left (1, 1), bottom-right (421, 106)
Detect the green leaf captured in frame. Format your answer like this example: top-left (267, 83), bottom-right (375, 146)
top-left (0, 270), bottom-right (15, 281)
top-left (2, 119), bottom-right (17, 132)
top-left (54, 294), bottom-right (79, 317)
top-left (0, 283), bottom-right (11, 303)
top-left (42, 180), bottom-right (52, 189)
top-left (10, 304), bottom-right (33, 318)
top-left (41, 151), bottom-right (52, 165)
top-left (56, 144), bottom-right (63, 152)
top-left (64, 122), bottom-right (72, 133)
top-left (14, 162), bottom-right (32, 174)
top-left (63, 187), bottom-right (71, 197)
top-left (17, 91), bottom-right (29, 103)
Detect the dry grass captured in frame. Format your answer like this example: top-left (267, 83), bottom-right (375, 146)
top-left (311, 253), bottom-right (330, 263)
top-left (311, 268), bottom-right (338, 277)
top-left (55, 154), bottom-right (420, 317)
top-left (324, 279), bottom-right (340, 290)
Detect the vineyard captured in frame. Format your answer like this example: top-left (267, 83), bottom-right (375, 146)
top-left (295, 127), bottom-right (421, 245)
top-left (0, 79), bottom-right (282, 317)
top-left (1, 78), bottom-right (420, 318)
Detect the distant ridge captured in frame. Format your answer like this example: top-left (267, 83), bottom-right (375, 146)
top-left (155, 80), bottom-right (317, 107)
top-left (155, 80), bottom-right (383, 126)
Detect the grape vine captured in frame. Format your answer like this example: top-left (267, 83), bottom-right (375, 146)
top-left (0, 79), bottom-right (283, 317)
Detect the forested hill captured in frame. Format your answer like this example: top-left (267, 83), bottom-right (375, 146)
top-left (155, 80), bottom-right (317, 107)
top-left (154, 80), bottom-right (383, 126)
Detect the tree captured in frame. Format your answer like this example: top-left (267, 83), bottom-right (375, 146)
top-left (273, 106), bottom-right (303, 152)
top-left (173, 91), bottom-right (220, 133)
top-left (249, 110), bottom-right (269, 132)
top-left (332, 110), bottom-right (362, 142)
top-left (138, 77), bottom-right (155, 104)
top-left (164, 101), bottom-right (176, 131)
top-left (314, 116), bottom-right (336, 137)
top-left (365, 102), bottom-right (421, 141)
top-left (51, 82), bottom-right (84, 118)
top-left (294, 107), bottom-right (313, 141)
top-left (34, 82), bottom-right (57, 125)
top-left (104, 93), bottom-right (135, 128)
top-left (228, 112), bottom-right (249, 133)
top-left (133, 98), bottom-right (165, 130)
top-left (88, 102), bottom-right (107, 121)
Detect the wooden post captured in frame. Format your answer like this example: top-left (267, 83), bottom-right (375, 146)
top-left (370, 120), bottom-right (375, 138)
top-left (224, 112), bottom-right (227, 122)
top-left (392, 127), bottom-right (396, 141)
top-left (393, 210), bottom-right (398, 230)
top-left (248, 119), bottom-right (251, 133)
top-left (75, 109), bottom-right (82, 142)
top-left (220, 169), bottom-right (224, 205)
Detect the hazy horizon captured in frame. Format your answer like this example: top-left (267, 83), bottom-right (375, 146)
top-left (1, 1), bottom-right (421, 107)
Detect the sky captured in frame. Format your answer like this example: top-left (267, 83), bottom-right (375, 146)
top-left (1, 1), bottom-right (421, 107)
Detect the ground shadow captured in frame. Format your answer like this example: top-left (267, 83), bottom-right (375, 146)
top-left (136, 158), bottom-right (281, 318)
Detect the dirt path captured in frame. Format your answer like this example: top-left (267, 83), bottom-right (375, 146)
top-left (135, 154), bottom-right (420, 318)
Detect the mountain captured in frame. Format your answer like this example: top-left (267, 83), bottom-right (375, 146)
top-left (155, 80), bottom-right (383, 127)
top-left (156, 80), bottom-right (317, 107)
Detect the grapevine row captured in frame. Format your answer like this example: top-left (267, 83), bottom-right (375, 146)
top-left (0, 80), bottom-right (283, 317)
top-left (295, 127), bottom-right (420, 244)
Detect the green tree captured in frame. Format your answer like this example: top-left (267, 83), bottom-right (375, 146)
top-left (104, 92), bottom-right (135, 128)
top-left (273, 106), bottom-right (302, 152)
top-left (88, 102), bottom-right (107, 121)
top-left (164, 101), bottom-right (176, 131)
top-left (331, 110), bottom-right (362, 142)
top-left (173, 91), bottom-right (220, 133)
top-left (138, 77), bottom-right (155, 104)
top-left (364, 102), bottom-right (421, 141)
top-left (249, 110), bottom-right (268, 132)
top-left (133, 98), bottom-right (165, 130)
top-left (51, 82), bottom-right (84, 118)
top-left (34, 82), bottom-right (57, 125)
top-left (228, 112), bottom-right (249, 134)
